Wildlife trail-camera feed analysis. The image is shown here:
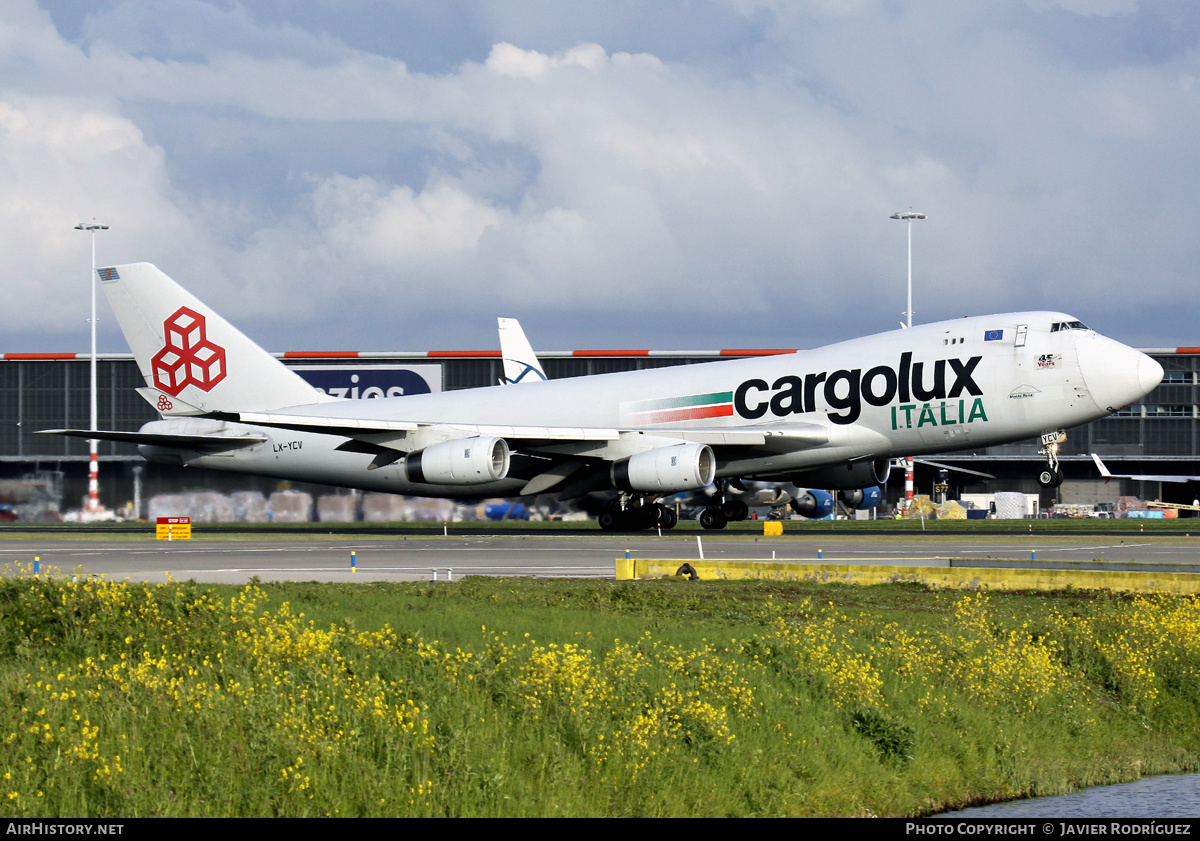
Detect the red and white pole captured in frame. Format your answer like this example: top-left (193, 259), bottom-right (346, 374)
top-left (905, 457), bottom-right (914, 506)
top-left (87, 448), bottom-right (99, 511)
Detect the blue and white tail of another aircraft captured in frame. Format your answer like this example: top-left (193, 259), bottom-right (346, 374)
top-left (498, 317), bottom-right (547, 385)
top-left (44, 262), bottom-right (1163, 530)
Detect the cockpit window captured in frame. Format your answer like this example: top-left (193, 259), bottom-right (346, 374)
top-left (1050, 321), bottom-right (1090, 332)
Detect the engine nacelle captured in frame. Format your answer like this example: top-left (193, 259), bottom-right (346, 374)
top-left (611, 443), bottom-right (716, 493)
top-left (790, 489), bottom-right (834, 519)
top-left (792, 459), bottom-right (891, 490)
top-left (405, 436), bottom-right (510, 485)
top-left (838, 486), bottom-right (882, 510)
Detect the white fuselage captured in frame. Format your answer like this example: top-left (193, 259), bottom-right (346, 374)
top-left (141, 311), bottom-right (1161, 498)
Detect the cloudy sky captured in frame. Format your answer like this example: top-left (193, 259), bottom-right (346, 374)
top-left (2, 0), bottom-right (1197, 355)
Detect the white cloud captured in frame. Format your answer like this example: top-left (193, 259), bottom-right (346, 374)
top-left (314, 176), bottom-right (504, 275)
top-left (485, 41), bottom-right (610, 78)
top-left (0, 95), bottom-right (192, 335)
top-left (0, 1), bottom-right (1197, 353)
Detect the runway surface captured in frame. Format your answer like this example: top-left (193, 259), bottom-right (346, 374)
top-left (2, 532), bottom-right (1199, 584)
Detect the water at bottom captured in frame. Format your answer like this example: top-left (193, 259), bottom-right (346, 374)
top-left (937, 774), bottom-right (1200, 818)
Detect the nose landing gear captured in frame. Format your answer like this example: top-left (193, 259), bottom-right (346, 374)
top-left (1037, 431), bottom-right (1066, 488)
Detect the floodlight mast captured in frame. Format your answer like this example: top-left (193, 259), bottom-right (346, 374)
top-left (889, 208), bottom-right (926, 514)
top-left (889, 208), bottom-right (927, 328)
top-left (74, 219), bottom-right (109, 514)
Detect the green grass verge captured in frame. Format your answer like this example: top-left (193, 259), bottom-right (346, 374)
top-left (1, 573), bottom-right (1198, 817)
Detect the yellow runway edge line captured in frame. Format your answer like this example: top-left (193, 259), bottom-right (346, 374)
top-left (615, 558), bottom-right (1200, 594)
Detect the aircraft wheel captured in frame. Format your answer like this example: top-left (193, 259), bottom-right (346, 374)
top-left (598, 510), bottom-right (620, 530)
top-left (721, 499), bottom-right (749, 521)
top-left (1037, 466), bottom-right (1064, 488)
top-left (699, 508), bottom-right (728, 530)
top-left (652, 504), bottom-right (678, 529)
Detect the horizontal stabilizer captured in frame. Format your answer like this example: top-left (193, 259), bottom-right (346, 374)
top-left (38, 428), bottom-right (267, 453)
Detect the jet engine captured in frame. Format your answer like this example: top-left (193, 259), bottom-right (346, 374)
top-left (611, 443), bottom-right (716, 493)
top-left (792, 459), bottom-right (891, 490)
top-left (838, 486), bottom-right (882, 510)
top-left (790, 489), bottom-right (834, 519)
top-left (404, 436), bottom-right (510, 485)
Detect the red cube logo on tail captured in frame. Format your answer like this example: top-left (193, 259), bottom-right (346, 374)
top-left (151, 307), bottom-right (227, 396)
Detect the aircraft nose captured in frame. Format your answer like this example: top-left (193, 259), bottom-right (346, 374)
top-left (1138, 353), bottom-right (1165, 396)
top-left (1077, 335), bottom-right (1163, 414)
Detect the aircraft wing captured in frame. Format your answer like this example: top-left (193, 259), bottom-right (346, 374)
top-left (174, 410), bottom-right (830, 498)
top-left (911, 459), bottom-right (996, 480)
top-left (213, 410), bottom-right (829, 451)
top-left (1091, 454), bottom-right (1200, 483)
top-left (223, 411), bottom-right (618, 441)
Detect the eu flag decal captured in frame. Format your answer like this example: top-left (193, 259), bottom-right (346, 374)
top-left (98, 267), bottom-right (120, 282)
top-left (983, 329), bottom-right (1003, 342)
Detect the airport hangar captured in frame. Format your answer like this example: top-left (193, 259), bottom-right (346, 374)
top-left (0, 345), bottom-right (1196, 515)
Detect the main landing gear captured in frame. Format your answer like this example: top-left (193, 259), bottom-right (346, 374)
top-left (598, 496), bottom-right (679, 531)
top-left (699, 481), bottom-right (750, 530)
top-left (1037, 430), bottom-right (1066, 488)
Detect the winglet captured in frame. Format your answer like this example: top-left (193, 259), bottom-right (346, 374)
top-left (1091, 453), bottom-right (1113, 478)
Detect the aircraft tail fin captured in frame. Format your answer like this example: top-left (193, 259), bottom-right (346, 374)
top-left (98, 263), bottom-right (335, 413)
top-left (498, 317), bottom-right (547, 385)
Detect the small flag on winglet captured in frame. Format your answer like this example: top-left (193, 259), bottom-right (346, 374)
top-left (98, 268), bottom-right (120, 281)
top-left (984, 329), bottom-right (1003, 341)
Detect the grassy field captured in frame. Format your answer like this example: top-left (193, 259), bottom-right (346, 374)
top-left (1, 568), bottom-right (1198, 817)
